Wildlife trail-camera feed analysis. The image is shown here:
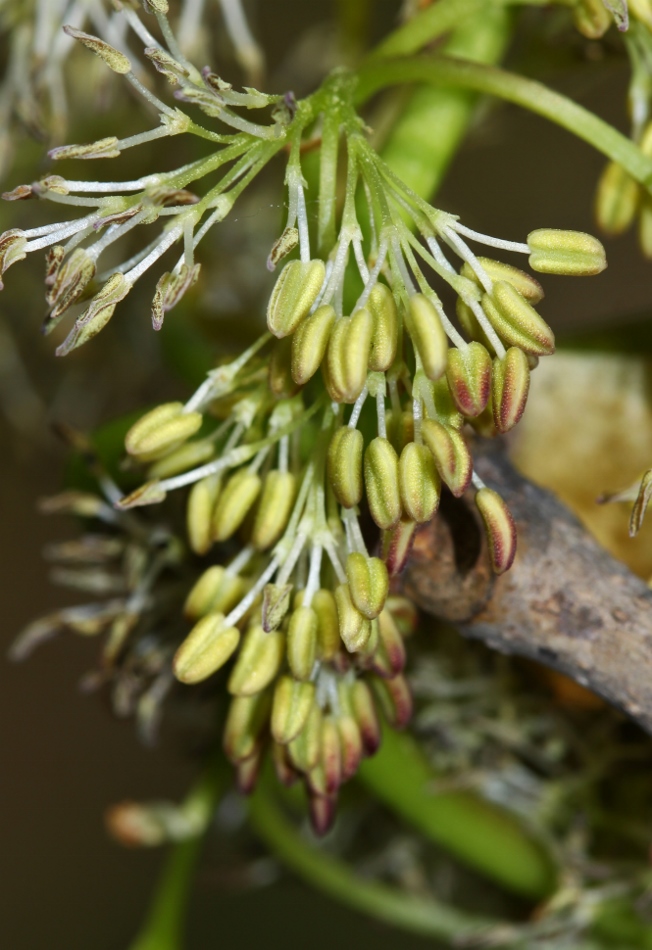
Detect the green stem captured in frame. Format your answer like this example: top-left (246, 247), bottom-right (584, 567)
top-left (358, 729), bottom-right (556, 900)
top-left (248, 779), bottom-right (496, 942)
top-left (356, 55), bottom-right (652, 190)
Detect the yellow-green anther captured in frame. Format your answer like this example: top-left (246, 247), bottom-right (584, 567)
top-left (186, 474), bottom-right (221, 556)
top-left (364, 436), bottom-right (402, 530)
top-left (346, 553), bottom-right (389, 620)
top-left (595, 162), bottom-right (640, 236)
top-left (338, 714), bottom-right (363, 781)
top-left (482, 282), bottom-right (555, 357)
top-left (351, 680), bottom-right (381, 755)
top-left (445, 342), bottom-right (492, 419)
top-left (148, 439), bottom-right (214, 479)
top-left (184, 565), bottom-right (247, 620)
top-left (251, 471), bottom-right (296, 551)
top-left (262, 583), bottom-right (293, 632)
top-left (491, 347), bottom-right (530, 433)
top-left (367, 283), bottom-right (398, 372)
top-left (368, 608), bottom-right (407, 679)
top-left (325, 308), bottom-right (373, 403)
top-left (475, 487), bottom-right (517, 574)
top-left (266, 259), bottom-right (326, 338)
top-left (421, 419), bottom-right (472, 498)
top-left (327, 426), bottom-right (363, 508)
top-left (291, 304), bottom-right (336, 385)
top-left (461, 258), bottom-right (543, 305)
top-left (288, 702), bottom-right (323, 772)
top-left (335, 583), bottom-right (372, 652)
top-left (572, 0), bottom-right (612, 38)
top-left (268, 337), bottom-right (301, 399)
top-left (370, 673), bottom-right (413, 729)
top-left (386, 409), bottom-right (415, 454)
top-left (405, 294), bottom-right (448, 381)
top-left (398, 442), bottom-right (440, 523)
top-left (311, 588), bottom-right (340, 660)
top-left (223, 691), bottom-right (272, 763)
top-left (382, 516), bottom-right (417, 576)
top-left (151, 263), bottom-right (201, 331)
top-left (287, 606), bottom-right (318, 681)
top-left (125, 402), bottom-right (203, 461)
top-left (317, 716), bottom-right (342, 795)
top-left (173, 612), bottom-right (240, 684)
top-left (63, 26), bottom-right (132, 74)
top-left (527, 228), bottom-right (607, 276)
top-left (227, 623), bottom-right (285, 696)
top-left (212, 470), bottom-right (262, 542)
top-left (271, 676), bottom-right (315, 744)
top-left (56, 272), bottom-right (130, 357)
top-left (49, 138), bottom-right (121, 161)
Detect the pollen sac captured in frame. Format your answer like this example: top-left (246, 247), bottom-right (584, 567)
top-left (371, 673), bottom-right (413, 729)
top-left (151, 263), bottom-right (201, 331)
top-left (398, 442), bottom-right (440, 523)
top-left (335, 584), bottom-right (372, 652)
top-left (325, 308), bottom-right (373, 403)
top-left (0, 230), bottom-right (27, 286)
top-left (266, 259), bottom-right (326, 338)
top-left (262, 582), bottom-right (293, 633)
top-left (367, 282), bottom-right (398, 371)
top-left (212, 469), bottom-right (262, 542)
top-left (481, 281), bottom-right (554, 357)
top-left (461, 259), bottom-right (543, 305)
top-left (228, 623), bottom-right (285, 696)
top-left (595, 162), bottom-right (640, 236)
top-left (63, 26), bottom-right (132, 73)
top-left (337, 714), bottom-right (364, 781)
top-left (386, 409), bottom-right (414, 454)
top-left (148, 438), bottom-right (214, 479)
top-left (46, 248), bottom-right (96, 321)
top-left (291, 304), bottom-right (336, 385)
top-left (311, 588), bottom-right (340, 660)
top-left (346, 553), bottom-right (389, 620)
top-left (49, 138), bottom-right (121, 161)
top-left (288, 702), bottom-right (323, 772)
top-left (224, 691), bottom-right (272, 763)
top-left (186, 474), bottom-right (221, 556)
top-left (173, 612), bottom-right (240, 684)
top-left (475, 487), bottom-right (517, 574)
top-left (287, 606), bottom-right (318, 680)
top-left (492, 346), bottom-right (531, 433)
top-left (445, 342), bottom-right (492, 418)
top-left (184, 565), bottom-right (247, 620)
top-left (405, 294), bottom-right (448, 381)
top-left (271, 676), bottom-right (315, 744)
top-left (252, 470), bottom-right (296, 550)
top-left (527, 228), bottom-right (607, 276)
top-left (382, 516), bottom-right (418, 575)
top-left (364, 436), bottom-right (402, 530)
top-left (351, 680), bottom-right (381, 755)
top-left (56, 272), bottom-right (130, 357)
top-left (327, 426), bottom-right (363, 508)
top-left (572, 0), bottom-right (612, 38)
top-left (125, 402), bottom-right (203, 462)
top-left (421, 419), bottom-right (472, 497)
top-left (365, 608), bottom-right (407, 679)
top-left (313, 717), bottom-right (342, 796)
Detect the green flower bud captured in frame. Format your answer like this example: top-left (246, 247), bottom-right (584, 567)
top-left (405, 294), bottom-right (448, 381)
top-left (351, 680), bottom-right (381, 755)
top-left (398, 442), bottom-right (440, 523)
top-left (262, 582), bottom-right (293, 632)
top-left (212, 469), bottom-right (262, 542)
top-left (572, 0), bottom-right (612, 38)
top-left (125, 402), bottom-right (203, 462)
top-left (370, 673), bottom-right (413, 729)
top-left (445, 343), bottom-right (492, 418)
top-left (382, 516), bottom-right (417, 576)
top-left (325, 308), bottom-right (372, 403)
top-left (481, 282), bottom-right (554, 356)
top-left (227, 623), bottom-right (285, 696)
top-left (461, 258), bottom-right (543, 304)
top-left (365, 608), bottom-right (406, 679)
top-left (266, 259), bottom-right (326, 338)
top-left (186, 474), bottom-right (221, 556)
top-left (268, 336), bottom-right (301, 399)
top-left (346, 553), bottom-right (389, 621)
top-left (327, 426), bottom-right (363, 508)
top-left (183, 565), bottom-right (247, 620)
top-left (475, 487), bottom-right (517, 574)
top-left (335, 584), bottom-right (372, 652)
top-left (173, 612), bottom-right (240, 684)
top-left (527, 228), bottom-right (607, 276)
top-left (252, 471), bottom-right (296, 550)
top-left (288, 702), bottom-right (323, 772)
top-left (367, 283), bottom-right (398, 371)
top-left (287, 606), bottom-right (318, 681)
top-left (148, 438), bottom-right (214, 479)
top-left (307, 588), bottom-right (340, 660)
top-left (223, 691), bottom-right (272, 763)
top-left (491, 347), bottom-right (530, 433)
top-left (595, 162), bottom-right (640, 236)
top-left (364, 436), bottom-right (402, 530)
top-left (63, 25), bottom-right (132, 74)
top-left (271, 676), bottom-right (315, 744)
top-left (291, 304), bottom-right (336, 385)
top-left (337, 714), bottom-right (363, 781)
top-left (421, 419), bottom-right (472, 497)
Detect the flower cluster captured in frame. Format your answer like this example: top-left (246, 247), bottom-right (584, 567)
top-left (7, 2), bottom-right (607, 833)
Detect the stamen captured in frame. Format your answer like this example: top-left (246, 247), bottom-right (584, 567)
top-left (443, 226), bottom-right (493, 293)
top-left (471, 472), bottom-right (486, 490)
top-left (451, 222), bottom-right (530, 255)
top-left (124, 225), bottom-right (183, 284)
top-left (303, 543), bottom-right (323, 607)
top-left (352, 235), bottom-right (370, 285)
top-left (223, 556), bottom-right (280, 628)
top-left (376, 389), bottom-right (387, 440)
top-left (296, 183), bottom-right (311, 263)
top-left (348, 385), bottom-right (368, 429)
top-left (355, 235), bottom-right (388, 309)
top-left (322, 535), bottom-right (347, 584)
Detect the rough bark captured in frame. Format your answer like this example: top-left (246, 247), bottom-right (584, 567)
top-left (401, 439), bottom-right (652, 734)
